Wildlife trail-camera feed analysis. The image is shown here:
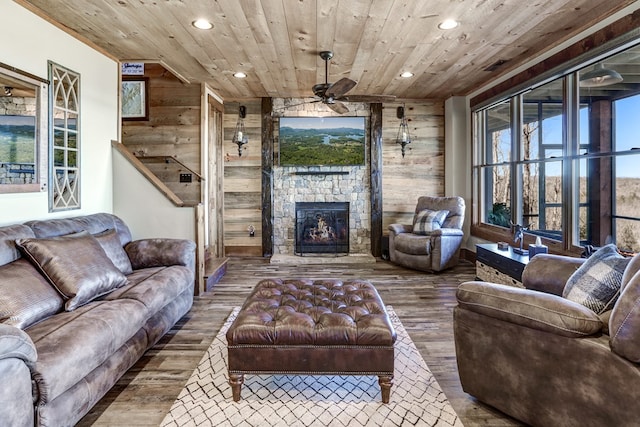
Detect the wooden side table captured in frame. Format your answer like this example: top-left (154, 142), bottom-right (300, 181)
top-left (475, 243), bottom-right (529, 288)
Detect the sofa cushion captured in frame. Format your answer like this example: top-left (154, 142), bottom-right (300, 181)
top-left (25, 299), bottom-right (148, 404)
top-left (0, 259), bottom-right (63, 329)
top-left (457, 281), bottom-right (603, 337)
top-left (394, 233), bottom-right (431, 255)
top-left (610, 268), bottom-right (640, 362)
top-left (413, 209), bottom-right (448, 235)
top-left (95, 229), bottom-right (133, 275)
top-left (0, 224), bottom-right (35, 268)
top-left (562, 244), bottom-right (630, 314)
top-left (16, 231), bottom-right (128, 311)
top-left (102, 266), bottom-right (194, 314)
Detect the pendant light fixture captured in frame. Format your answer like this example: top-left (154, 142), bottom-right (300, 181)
top-left (232, 105), bottom-right (248, 156)
top-left (396, 106), bottom-right (411, 157)
top-left (579, 63), bottom-right (623, 87)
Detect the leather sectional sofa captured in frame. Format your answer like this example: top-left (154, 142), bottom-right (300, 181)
top-left (0, 213), bottom-right (195, 427)
top-left (454, 252), bottom-right (640, 426)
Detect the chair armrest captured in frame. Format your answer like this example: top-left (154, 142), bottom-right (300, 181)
top-left (0, 325), bottom-right (36, 365)
top-left (522, 254), bottom-right (585, 296)
top-left (429, 228), bottom-right (464, 237)
top-left (456, 281), bottom-right (603, 337)
top-left (388, 224), bottom-right (412, 235)
top-left (125, 238), bottom-right (196, 272)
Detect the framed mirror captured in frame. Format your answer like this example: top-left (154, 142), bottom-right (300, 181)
top-left (0, 62), bottom-right (48, 193)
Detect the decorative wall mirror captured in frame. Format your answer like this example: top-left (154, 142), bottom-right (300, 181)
top-left (49, 62), bottom-right (80, 211)
top-left (0, 62), bottom-right (48, 193)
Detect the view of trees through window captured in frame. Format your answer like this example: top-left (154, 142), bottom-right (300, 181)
top-left (476, 42), bottom-right (640, 253)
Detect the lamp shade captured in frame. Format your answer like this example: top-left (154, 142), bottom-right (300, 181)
top-left (580, 63), bottom-right (623, 87)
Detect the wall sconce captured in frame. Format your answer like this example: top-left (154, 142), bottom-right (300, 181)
top-left (396, 106), bottom-right (411, 157)
top-left (232, 105), bottom-right (248, 156)
top-left (3, 86), bottom-right (12, 97)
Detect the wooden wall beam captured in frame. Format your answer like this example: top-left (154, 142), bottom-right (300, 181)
top-left (370, 103), bottom-right (383, 257)
top-left (261, 97), bottom-right (274, 257)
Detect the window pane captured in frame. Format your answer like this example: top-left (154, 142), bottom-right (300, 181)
top-left (615, 95), bottom-right (640, 152)
top-left (521, 160), bottom-right (562, 240)
top-left (616, 218), bottom-right (640, 252)
top-left (522, 80), bottom-right (563, 161)
top-left (485, 101), bottom-right (511, 164)
top-left (483, 165), bottom-right (511, 226)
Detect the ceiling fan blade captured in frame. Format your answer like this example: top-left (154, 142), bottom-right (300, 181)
top-left (327, 101), bottom-right (349, 114)
top-left (326, 77), bottom-right (357, 98)
top-left (336, 94), bottom-right (397, 103)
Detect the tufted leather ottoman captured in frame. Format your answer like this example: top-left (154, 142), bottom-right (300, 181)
top-left (226, 278), bottom-right (396, 403)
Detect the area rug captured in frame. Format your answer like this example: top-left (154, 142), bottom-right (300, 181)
top-left (160, 306), bottom-right (463, 427)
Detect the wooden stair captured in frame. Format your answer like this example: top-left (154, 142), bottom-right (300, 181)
top-left (203, 255), bottom-right (228, 292)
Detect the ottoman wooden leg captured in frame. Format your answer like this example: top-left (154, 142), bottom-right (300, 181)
top-left (229, 373), bottom-right (244, 402)
top-left (378, 375), bottom-right (394, 403)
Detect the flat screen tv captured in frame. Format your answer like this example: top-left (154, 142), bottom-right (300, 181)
top-left (279, 116), bottom-right (366, 166)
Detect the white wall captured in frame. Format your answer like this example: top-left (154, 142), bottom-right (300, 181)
top-left (444, 96), bottom-right (472, 247)
top-left (112, 147), bottom-right (196, 241)
top-left (0, 2), bottom-right (118, 225)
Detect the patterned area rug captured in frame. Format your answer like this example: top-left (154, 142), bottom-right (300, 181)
top-left (161, 306), bottom-right (462, 427)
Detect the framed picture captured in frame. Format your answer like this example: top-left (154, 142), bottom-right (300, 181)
top-left (121, 77), bottom-right (148, 120)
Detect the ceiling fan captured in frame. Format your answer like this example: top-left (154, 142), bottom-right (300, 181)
top-left (309, 51), bottom-right (396, 114)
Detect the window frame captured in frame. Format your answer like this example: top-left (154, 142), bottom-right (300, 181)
top-left (472, 37), bottom-right (640, 255)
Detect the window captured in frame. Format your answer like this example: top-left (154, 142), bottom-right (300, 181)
top-left (49, 62), bottom-right (80, 211)
top-left (473, 42), bottom-right (640, 253)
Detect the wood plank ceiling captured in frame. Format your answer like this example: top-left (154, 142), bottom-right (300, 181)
top-left (16, 0), bottom-right (639, 101)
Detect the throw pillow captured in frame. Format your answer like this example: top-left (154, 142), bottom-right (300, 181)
top-left (16, 231), bottom-right (128, 311)
top-left (94, 229), bottom-right (133, 275)
top-left (0, 259), bottom-right (64, 329)
top-left (563, 244), bottom-right (630, 314)
top-left (413, 209), bottom-right (449, 235)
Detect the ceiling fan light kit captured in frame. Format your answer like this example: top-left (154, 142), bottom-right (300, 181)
top-left (580, 63), bottom-right (623, 87)
top-left (307, 51), bottom-right (395, 114)
top-left (232, 105), bottom-right (248, 157)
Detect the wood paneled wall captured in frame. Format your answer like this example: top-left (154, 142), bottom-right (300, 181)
top-left (122, 64), bottom-right (201, 206)
top-left (223, 100), bottom-right (263, 256)
top-left (123, 77), bottom-right (445, 256)
top-left (381, 101), bottom-right (445, 231)
top-left (222, 99), bottom-right (445, 256)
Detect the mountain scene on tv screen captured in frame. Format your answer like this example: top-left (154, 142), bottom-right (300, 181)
top-left (280, 125), bottom-right (365, 166)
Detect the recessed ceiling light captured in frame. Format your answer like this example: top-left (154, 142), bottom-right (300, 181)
top-left (233, 72), bottom-right (247, 79)
top-left (438, 19), bottom-right (459, 30)
top-left (192, 19), bottom-right (213, 30)
top-left (400, 71), bottom-right (414, 78)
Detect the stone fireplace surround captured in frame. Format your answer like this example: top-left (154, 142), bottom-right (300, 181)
top-left (272, 166), bottom-right (371, 257)
top-left (270, 99), bottom-right (374, 260)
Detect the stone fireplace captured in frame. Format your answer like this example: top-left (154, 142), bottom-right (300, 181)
top-left (295, 202), bottom-right (349, 255)
top-left (272, 167), bottom-right (371, 256)
top-left (270, 100), bottom-right (372, 258)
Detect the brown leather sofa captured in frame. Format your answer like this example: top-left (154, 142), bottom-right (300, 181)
top-left (454, 252), bottom-right (640, 426)
top-left (388, 196), bottom-right (465, 272)
top-left (0, 213), bottom-right (195, 427)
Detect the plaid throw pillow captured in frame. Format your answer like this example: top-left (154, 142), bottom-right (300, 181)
top-left (412, 209), bottom-right (449, 235)
top-left (563, 244), bottom-right (630, 314)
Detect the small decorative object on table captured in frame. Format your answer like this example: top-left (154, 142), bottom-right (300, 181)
top-left (497, 241), bottom-right (509, 250)
top-left (512, 223), bottom-right (529, 255)
top-left (528, 236), bottom-right (548, 258)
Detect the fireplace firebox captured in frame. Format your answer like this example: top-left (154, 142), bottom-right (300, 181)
top-left (295, 202), bottom-right (349, 255)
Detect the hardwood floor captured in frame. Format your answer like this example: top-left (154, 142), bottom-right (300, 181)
top-left (78, 258), bottom-right (522, 426)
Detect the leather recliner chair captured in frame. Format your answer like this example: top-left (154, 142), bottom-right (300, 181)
top-left (387, 196), bottom-right (465, 272)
